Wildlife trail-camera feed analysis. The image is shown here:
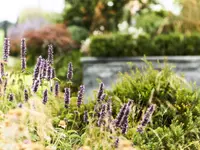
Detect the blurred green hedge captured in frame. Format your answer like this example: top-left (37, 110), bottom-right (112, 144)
top-left (89, 33), bottom-right (200, 56)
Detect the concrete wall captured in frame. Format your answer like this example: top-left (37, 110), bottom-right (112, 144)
top-left (81, 56), bottom-right (200, 97)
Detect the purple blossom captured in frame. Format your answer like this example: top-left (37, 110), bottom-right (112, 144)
top-left (46, 64), bottom-right (51, 81)
top-left (42, 59), bottom-right (48, 78)
top-left (32, 79), bottom-right (40, 93)
top-left (107, 98), bottom-right (112, 121)
top-left (33, 56), bottom-right (42, 80)
top-left (24, 89), bottom-right (29, 102)
top-left (4, 79), bottom-right (7, 92)
top-left (21, 58), bottom-right (26, 71)
top-left (42, 89), bottom-right (48, 104)
top-left (97, 82), bottom-right (104, 102)
top-left (21, 38), bottom-right (26, 71)
top-left (121, 119), bottom-right (128, 134)
top-left (100, 93), bottom-right (106, 101)
top-left (114, 138), bottom-right (119, 148)
top-left (67, 62), bottom-right (73, 80)
top-left (0, 62), bottom-right (4, 77)
top-left (77, 85), bottom-right (85, 108)
top-left (3, 38), bottom-right (10, 62)
top-left (83, 110), bottom-right (88, 123)
top-left (97, 104), bottom-right (106, 127)
top-left (39, 59), bottom-right (45, 79)
top-left (64, 88), bottom-right (70, 108)
top-left (55, 81), bottom-right (59, 97)
top-left (8, 93), bottom-right (14, 101)
top-left (50, 68), bottom-right (55, 79)
top-left (137, 104), bottom-right (156, 133)
top-left (18, 103), bottom-right (23, 108)
top-left (115, 104), bottom-right (127, 127)
top-left (47, 44), bottom-right (53, 65)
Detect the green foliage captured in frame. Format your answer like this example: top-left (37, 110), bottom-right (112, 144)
top-left (136, 11), bottom-right (167, 35)
top-left (88, 32), bottom-right (200, 57)
top-left (110, 61), bottom-right (200, 149)
top-left (63, 0), bottom-right (129, 31)
top-left (89, 33), bottom-right (136, 57)
top-left (68, 25), bottom-right (89, 44)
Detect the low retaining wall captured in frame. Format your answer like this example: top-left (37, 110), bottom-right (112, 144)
top-left (81, 56), bottom-right (200, 97)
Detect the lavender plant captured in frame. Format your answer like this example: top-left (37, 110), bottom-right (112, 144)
top-left (77, 85), bottom-right (85, 108)
top-left (21, 38), bottom-right (27, 71)
top-left (54, 81), bottom-right (59, 97)
top-left (42, 89), bottom-right (48, 104)
top-left (3, 38), bottom-right (10, 62)
top-left (64, 88), bottom-right (70, 108)
top-left (67, 62), bottom-right (73, 80)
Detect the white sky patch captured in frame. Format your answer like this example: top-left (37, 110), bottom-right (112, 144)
top-left (0, 0), bottom-right (65, 23)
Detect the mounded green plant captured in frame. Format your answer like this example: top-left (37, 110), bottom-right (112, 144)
top-left (88, 32), bottom-right (200, 57)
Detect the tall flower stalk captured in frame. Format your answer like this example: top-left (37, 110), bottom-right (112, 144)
top-left (64, 88), bottom-right (70, 108)
top-left (137, 104), bottom-right (156, 133)
top-left (33, 56), bottom-right (42, 80)
top-left (0, 62), bottom-right (4, 77)
top-left (77, 85), bottom-right (85, 108)
top-left (42, 89), bottom-right (48, 104)
top-left (55, 82), bottom-right (59, 97)
top-left (21, 38), bottom-right (27, 71)
top-left (97, 82), bottom-right (104, 102)
top-left (3, 38), bottom-right (10, 62)
top-left (67, 62), bottom-right (73, 80)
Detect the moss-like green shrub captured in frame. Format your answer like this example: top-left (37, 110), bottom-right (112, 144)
top-left (89, 33), bottom-right (136, 57)
top-left (154, 33), bottom-right (184, 55)
top-left (88, 32), bottom-right (200, 57)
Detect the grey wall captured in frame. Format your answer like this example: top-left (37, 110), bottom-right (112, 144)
top-left (81, 56), bottom-right (200, 97)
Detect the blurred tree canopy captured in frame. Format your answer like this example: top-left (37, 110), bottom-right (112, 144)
top-left (63, 0), bottom-right (158, 32)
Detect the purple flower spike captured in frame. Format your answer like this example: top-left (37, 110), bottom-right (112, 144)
top-left (0, 62), bottom-right (4, 77)
top-left (21, 38), bottom-right (27, 71)
top-left (114, 138), bottom-right (119, 148)
top-left (8, 93), bottom-right (14, 101)
top-left (97, 104), bottom-right (106, 127)
top-left (137, 104), bottom-right (156, 133)
top-left (83, 110), bottom-right (88, 123)
top-left (42, 89), bottom-right (48, 104)
top-left (67, 62), bottom-right (73, 80)
top-left (43, 59), bottom-right (48, 78)
top-left (55, 81), bottom-right (59, 97)
top-left (51, 68), bottom-right (55, 79)
top-left (64, 88), bottom-right (70, 108)
top-left (107, 98), bottom-right (112, 120)
top-left (47, 44), bottom-right (53, 65)
top-left (32, 79), bottom-right (40, 93)
top-left (46, 64), bottom-right (51, 81)
top-left (97, 82), bottom-right (104, 102)
top-left (24, 89), bottom-right (29, 102)
top-left (115, 104), bottom-right (127, 127)
top-left (3, 38), bottom-right (10, 62)
top-left (18, 103), bottom-right (23, 108)
top-left (33, 56), bottom-right (42, 80)
top-left (4, 79), bottom-right (7, 92)
top-left (77, 85), bottom-right (85, 108)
